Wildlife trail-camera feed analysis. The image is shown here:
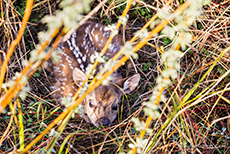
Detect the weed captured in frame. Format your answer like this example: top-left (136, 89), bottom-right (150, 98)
top-left (1, 0), bottom-right (230, 153)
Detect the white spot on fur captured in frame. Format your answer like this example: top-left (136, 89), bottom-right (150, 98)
top-left (91, 28), bottom-right (95, 35)
top-left (95, 34), bottom-right (98, 42)
top-left (80, 64), bottom-right (84, 70)
top-left (95, 23), bottom-right (99, 28)
top-left (89, 34), bottom-right (94, 45)
top-left (82, 55), bottom-right (86, 62)
top-left (60, 63), bottom-right (66, 68)
top-left (77, 58), bottom-right (82, 64)
top-left (71, 37), bottom-right (76, 47)
top-left (85, 27), bottom-right (90, 33)
top-left (72, 31), bottom-right (77, 38)
top-left (59, 78), bottom-right (67, 81)
top-left (84, 45), bottom-right (88, 51)
top-left (67, 40), bottom-right (73, 50)
top-left (73, 50), bottom-right (79, 58)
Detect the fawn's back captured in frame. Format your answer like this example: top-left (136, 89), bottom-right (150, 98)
top-left (47, 21), bottom-right (140, 127)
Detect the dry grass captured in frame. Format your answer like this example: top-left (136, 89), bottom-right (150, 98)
top-left (0, 0), bottom-right (230, 153)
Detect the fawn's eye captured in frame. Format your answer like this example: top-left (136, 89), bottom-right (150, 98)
top-left (112, 103), bottom-right (118, 110)
top-left (89, 100), bottom-right (95, 108)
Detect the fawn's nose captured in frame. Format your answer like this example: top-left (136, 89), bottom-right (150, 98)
top-left (97, 117), bottom-right (110, 126)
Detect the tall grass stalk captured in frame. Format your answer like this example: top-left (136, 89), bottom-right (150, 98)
top-left (1, 0), bottom-right (228, 153)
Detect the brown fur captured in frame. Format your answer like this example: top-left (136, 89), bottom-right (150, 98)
top-left (45, 21), bottom-right (140, 127)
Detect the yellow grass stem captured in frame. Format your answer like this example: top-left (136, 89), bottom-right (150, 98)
top-left (94, 14), bottom-right (177, 90)
top-left (130, 0), bottom-right (174, 42)
top-left (0, 0), bottom-right (4, 27)
top-left (46, 110), bottom-right (73, 152)
top-left (182, 61), bottom-right (214, 83)
top-left (20, 1), bottom-right (190, 153)
top-left (73, 0), bottom-right (134, 101)
top-left (22, 2), bottom-right (190, 153)
top-left (182, 46), bottom-right (230, 104)
top-left (113, 0), bottom-right (174, 60)
top-left (63, 0), bottom-right (109, 42)
top-left (17, 99), bottom-right (25, 151)
top-left (22, 1), bottom-right (187, 152)
top-left (144, 46), bottom-right (230, 153)
top-left (20, 84), bottom-right (92, 153)
top-left (20, 1), bottom-right (135, 152)
top-left (130, 2), bottom-right (191, 153)
top-left (0, 0), bottom-right (34, 90)
top-left (46, 0), bottom-right (122, 149)
top-left (0, 28), bottom-right (60, 114)
top-left (151, 129), bottom-right (178, 153)
top-left (146, 42), bottom-right (163, 54)
top-left (0, 100), bottom-right (16, 145)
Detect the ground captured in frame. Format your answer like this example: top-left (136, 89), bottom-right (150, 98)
top-left (0, 0), bottom-right (230, 153)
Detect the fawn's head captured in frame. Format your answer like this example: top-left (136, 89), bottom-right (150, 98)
top-left (73, 68), bottom-right (140, 127)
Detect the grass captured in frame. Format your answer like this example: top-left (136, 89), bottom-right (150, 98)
top-left (0, 0), bottom-right (230, 153)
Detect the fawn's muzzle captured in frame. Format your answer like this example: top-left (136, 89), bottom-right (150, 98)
top-left (97, 117), bottom-right (110, 126)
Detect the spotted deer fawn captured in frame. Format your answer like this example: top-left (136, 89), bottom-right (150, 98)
top-left (46, 21), bottom-right (140, 127)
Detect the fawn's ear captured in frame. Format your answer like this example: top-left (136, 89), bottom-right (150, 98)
top-left (73, 68), bottom-right (87, 84)
top-left (115, 74), bottom-right (140, 94)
